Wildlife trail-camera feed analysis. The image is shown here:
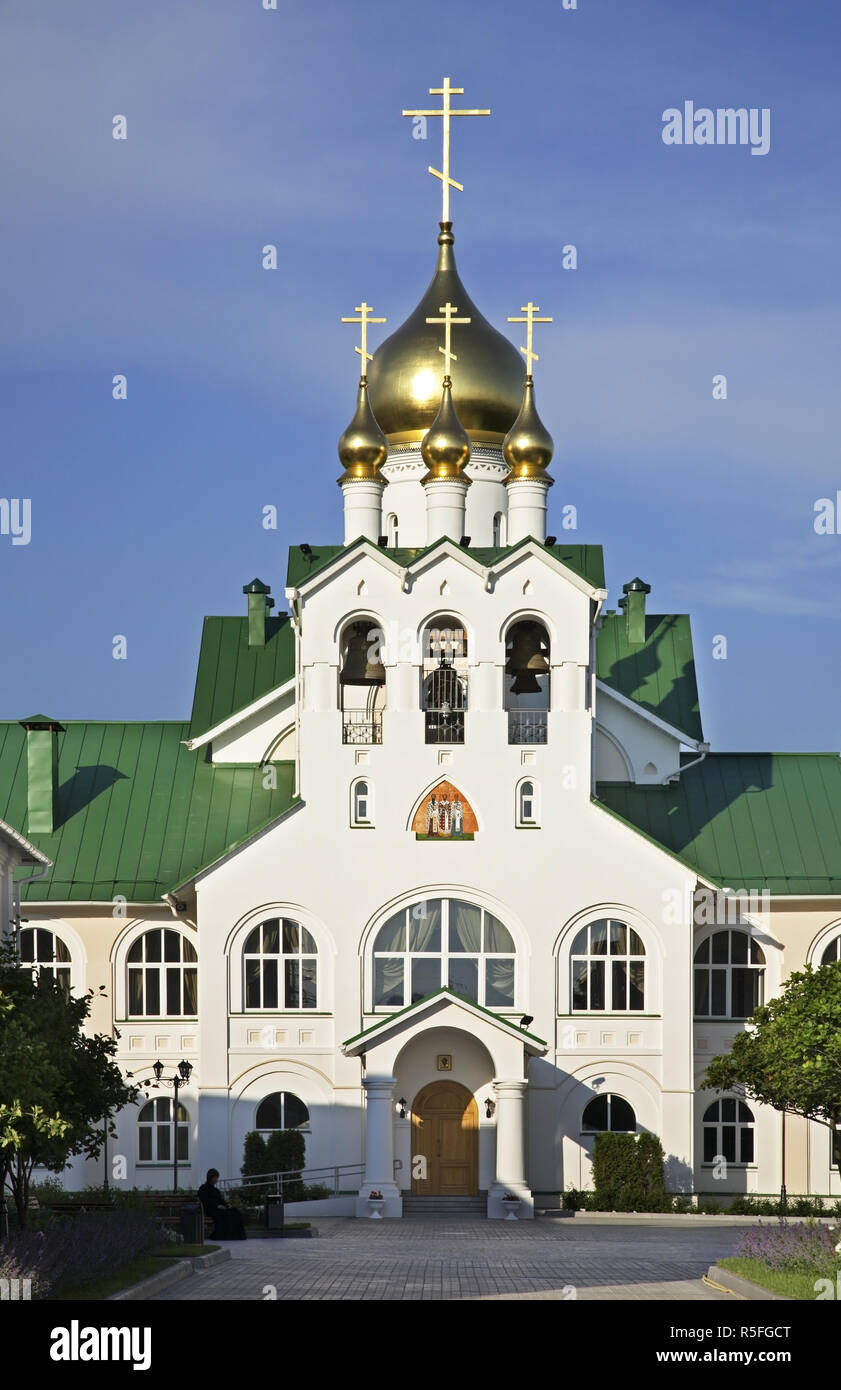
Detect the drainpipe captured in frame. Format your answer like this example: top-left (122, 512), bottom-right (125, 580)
top-left (589, 591), bottom-right (608, 795)
top-left (12, 859), bottom-right (52, 937)
top-left (284, 588), bottom-right (303, 799)
top-left (660, 744), bottom-right (709, 785)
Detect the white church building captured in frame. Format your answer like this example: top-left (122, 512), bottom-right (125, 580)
top-left (3, 87), bottom-right (841, 1217)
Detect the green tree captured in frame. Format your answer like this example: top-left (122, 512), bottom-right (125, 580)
top-left (704, 961), bottom-right (841, 1161)
top-left (0, 937), bottom-right (138, 1228)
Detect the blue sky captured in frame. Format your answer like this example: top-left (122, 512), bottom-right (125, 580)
top-left (1, 0), bottom-right (839, 751)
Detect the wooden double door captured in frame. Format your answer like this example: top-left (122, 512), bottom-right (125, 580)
top-left (411, 1081), bottom-right (478, 1195)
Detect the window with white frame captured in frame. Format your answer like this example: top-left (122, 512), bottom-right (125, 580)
top-left (255, 1092), bottom-right (310, 1132)
top-left (694, 930), bottom-right (765, 1019)
top-left (138, 1097), bottom-right (189, 1162)
top-left (127, 929), bottom-right (197, 1018)
top-left (351, 778), bottom-right (372, 826)
top-left (517, 779), bottom-right (538, 826)
top-left (702, 1097), bottom-right (755, 1165)
top-left (570, 919), bottom-right (645, 1012)
top-left (17, 927), bottom-right (72, 994)
top-left (373, 898), bottom-right (515, 1009)
top-left (581, 1094), bottom-right (636, 1133)
top-left (386, 512), bottom-right (398, 546)
top-left (832, 1122), bottom-right (840, 1172)
top-left (244, 918), bottom-right (318, 1010)
top-left (821, 934), bottom-right (841, 965)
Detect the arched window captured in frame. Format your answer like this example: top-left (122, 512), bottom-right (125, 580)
top-left (138, 1097), bottom-right (189, 1163)
top-left (492, 512), bottom-right (506, 547)
top-left (422, 615), bottom-right (468, 745)
top-left (694, 931), bottom-right (765, 1019)
top-left (570, 919), bottom-right (645, 1012)
top-left (821, 935), bottom-right (841, 965)
top-left (17, 927), bottom-right (72, 994)
top-left (386, 512), bottom-right (399, 547)
top-left (517, 779), bottom-right (538, 826)
top-left (244, 919), bottom-right (318, 1011)
top-left (127, 929), bottom-right (197, 1018)
top-left (351, 778), bottom-right (372, 826)
top-left (373, 898), bottom-right (515, 1009)
top-left (340, 618), bottom-right (385, 746)
top-left (581, 1094), bottom-right (636, 1133)
top-left (702, 1098), bottom-right (755, 1165)
top-left (255, 1092), bottom-right (310, 1132)
top-left (505, 619), bottom-right (550, 745)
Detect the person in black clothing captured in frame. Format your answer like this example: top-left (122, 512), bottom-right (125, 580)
top-left (197, 1169), bottom-right (246, 1240)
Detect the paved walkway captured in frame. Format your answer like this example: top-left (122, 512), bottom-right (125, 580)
top-left (153, 1217), bottom-right (747, 1301)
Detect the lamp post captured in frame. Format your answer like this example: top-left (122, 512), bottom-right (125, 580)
top-left (151, 1059), bottom-right (194, 1193)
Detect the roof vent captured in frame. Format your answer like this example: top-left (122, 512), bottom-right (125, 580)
top-left (18, 714), bottom-right (65, 834)
top-left (618, 577), bottom-right (651, 647)
top-left (242, 579), bottom-right (274, 648)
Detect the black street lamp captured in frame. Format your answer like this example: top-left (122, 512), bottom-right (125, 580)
top-left (147, 1059), bottom-right (194, 1193)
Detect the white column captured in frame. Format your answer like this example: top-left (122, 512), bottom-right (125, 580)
top-left (424, 477), bottom-right (469, 545)
top-left (488, 1077), bottom-right (534, 1219)
top-left (356, 1075), bottom-right (402, 1218)
top-left (506, 477), bottom-right (550, 545)
top-left (342, 478), bottom-right (385, 544)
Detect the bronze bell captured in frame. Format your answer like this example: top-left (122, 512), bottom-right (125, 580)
top-left (340, 622), bottom-right (385, 685)
top-left (505, 622), bottom-right (550, 695)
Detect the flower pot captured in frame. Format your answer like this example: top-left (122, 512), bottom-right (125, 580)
top-left (368, 1198), bottom-right (385, 1220)
top-left (502, 1199), bottom-right (520, 1221)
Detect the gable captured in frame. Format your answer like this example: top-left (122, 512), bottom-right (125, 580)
top-left (0, 721), bottom-right (297, 902)
top-left (596, 752), bottom-right (841, 894)
top-left (596, 611), bottom-right (702, 743)
top-left (189, 614), bottom-right (294, 741)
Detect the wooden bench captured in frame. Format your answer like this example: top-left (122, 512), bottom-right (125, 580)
top-left (46, 1194), bottom-right (214, 1236)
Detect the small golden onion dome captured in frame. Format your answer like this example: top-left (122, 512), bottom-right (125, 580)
top-left (421, 377), bottom-right (472, 483)
top-left (368, 224), bottom-right (525, 446)
top-left (503, 377), bottom-right (554, 481)
top-left (336, 377), bottom-right (388, 483)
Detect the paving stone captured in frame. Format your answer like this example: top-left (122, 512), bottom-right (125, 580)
top-left (152, 1217), bottom-right (751, 1302)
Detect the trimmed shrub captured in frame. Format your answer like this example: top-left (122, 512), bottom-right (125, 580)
top-left (592, 1131), bottom-right (668, 1211)
top-left (241, 1129), bottom-right (306, 1201)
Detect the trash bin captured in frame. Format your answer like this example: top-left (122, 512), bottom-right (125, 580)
top-left (179, 1202), bottom-right (204, 1244)
top-left (265, 1195), bottom-right (284, 1233)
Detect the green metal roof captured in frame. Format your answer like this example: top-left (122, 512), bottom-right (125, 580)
top-left (597, 611), bottom-right (702, 743)
top-left (286, 536), bottom-right (606, 591)
top-left (188, 614), bottom-right (294, 740)
top-left (0, 721), bottom-right (297, 902)
top-left (596, 753), bottom-right (841, 895)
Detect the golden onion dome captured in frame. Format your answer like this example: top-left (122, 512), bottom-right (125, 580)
top-left (503, 377), bottom-right (555, 481)
top-left (367, 223), bottom-right (525, 446)
top-left (421, 376), bottom-right (472, 482)
top-left (336, 377), bottom-right (388, 483)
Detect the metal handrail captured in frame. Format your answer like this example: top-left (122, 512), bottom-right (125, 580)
top-left (218, 1162), bottom-right (366, 1198)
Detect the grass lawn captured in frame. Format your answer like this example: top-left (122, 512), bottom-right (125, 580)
top-left (54, 1257), bottom-right (180, 1301)
top-left (718, 1256), bottom-right (833, 1301)
top-left (54, 1243), bottom-right (220, 1299)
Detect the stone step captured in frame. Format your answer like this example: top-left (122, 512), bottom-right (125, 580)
top-left (402, 1195), bottom-right (487, 1218)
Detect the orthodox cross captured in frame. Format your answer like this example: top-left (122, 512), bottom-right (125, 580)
top-left (403, 77), bottom-right (490, 223)
top-left (426, 302), bottom-right (471, 380)
top-left (341, 301), bottom-right (386, 374)
top-left (508, 301), bottom-right (552, 378)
